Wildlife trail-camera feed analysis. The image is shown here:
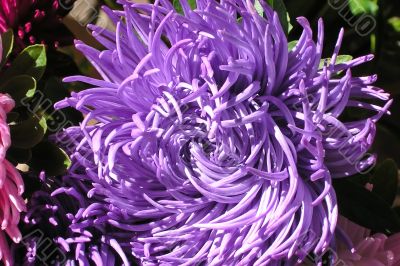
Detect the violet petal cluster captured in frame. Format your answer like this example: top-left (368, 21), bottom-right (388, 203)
top-left (51, 0), bottom-right (391, 264)
top-left (18, 167), bottom-right (132, 266)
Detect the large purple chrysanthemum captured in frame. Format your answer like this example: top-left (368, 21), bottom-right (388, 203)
top-left (54, 0), bottom-right (391, 264)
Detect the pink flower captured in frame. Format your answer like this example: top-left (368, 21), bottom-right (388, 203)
top-left (0, 0), bottom-right (74, 48)
top-left (0, 94), bottom-right (26, 266)
top-left (0, 0), bottom-right (33, 32)
top-left (337, 216), bottom-right (400, 266)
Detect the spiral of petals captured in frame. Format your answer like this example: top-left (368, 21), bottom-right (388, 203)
top-left (54, 0), bottom-right (390, 264)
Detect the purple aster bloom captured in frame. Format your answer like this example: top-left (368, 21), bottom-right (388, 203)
top-left (55, 0), bottom-right (391, 264)
top-left (15, 166), bottom-right (132, 266)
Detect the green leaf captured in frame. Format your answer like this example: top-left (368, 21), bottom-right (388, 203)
top-left (0, 30), bottom-right (14, 67)
top-left (287, 13), bottom-right (293, 34)
top-left (0, 75), bottom-right (36, 107)
top-left (334, 179), bottom-right (400, 234)
top-left (39, 116), bottom-right (47, 133)
top-left (30, 141), bottom-right (71, 176)
top-left (266, 0), bottom-right (290, 35)
top-left (1, 45), bottom-right (46, 83)
top-left (388, 17), bottom-right (400, 32)
top-left (173, 0), bottom-right (196, 15)
top-left (319, 55), bottom-right (353, 69)
top-left (10, 115), bottom-right (47, 149)
top-left (348, 0), bottom-right (379, 16)
top-left (370, 33), bottom-right (376, 53)
top-left (254, 0), bottom-right (263, 17)
top-left (371, 159), bottom-right (398, 206)
top-left (288, 40), bottom-right (298, 51)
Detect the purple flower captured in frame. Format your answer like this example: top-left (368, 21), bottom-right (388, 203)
top-left (16, 167), bottom-right (132, 266)
top-left (55, 0), bottom-right (391, 264)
